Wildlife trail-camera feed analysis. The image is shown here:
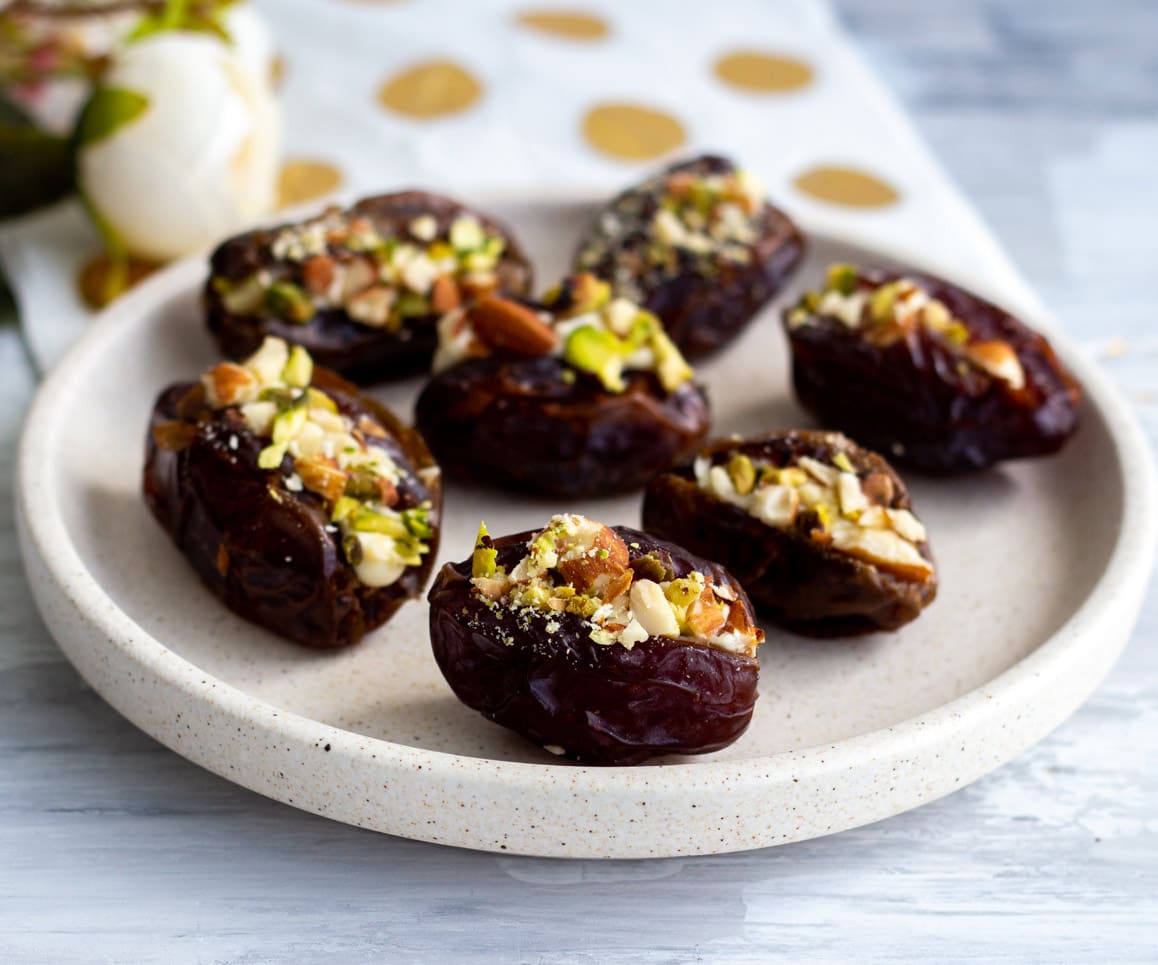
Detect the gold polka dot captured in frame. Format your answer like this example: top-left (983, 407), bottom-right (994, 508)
top-left (516, 9), bottom-right (609, 40)
top-left (714, 50), bottom-right (813, 93)
top-left (277, 159), bottom-right (344, 209)
top-left (377, 60), bottom-right (483, 119)
top-left (793, 165), bottom-right (900, 208)
top-left (77, 253), bottom-right (159, 310)
top-left (582, 102), bottom-right (686, 162)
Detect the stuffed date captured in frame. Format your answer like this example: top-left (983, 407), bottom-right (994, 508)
top-left (205, 191), bottom-right (533, 383)
top-left (573, 154), bottom-right (804, 359)
top-left (643, 431), bottom-right (936, 634)
top-left (414, 273), bottom-right (710, 497)
top-left (784, 264), bottom-right (1081, 472)
top-left (143, 336), bottom-right (442, 648)
top-left (428, 514), bottom-right (763, 764)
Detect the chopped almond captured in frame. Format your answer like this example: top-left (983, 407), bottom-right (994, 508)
top-left (965, 339), bottom-right (1026, 390)
top-left (430, 274), bottom-right (461, 314)
top-left (556, 523), bottom-right (630, 594)
top-left (302, 254), bottom-right (336, 295)
top-left (357, 415), bottom-right (387, 439)
top-left (295, 457), bottom-right (347, 505)
top-left (685, 587), bottom-right (726, 637)
top-left (201, 362), bottom-right (259, 407)
top-left (861, 472), bottom-right (896, 507)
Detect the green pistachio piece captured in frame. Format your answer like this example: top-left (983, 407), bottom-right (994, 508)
top-left (825, 263), bottom-right (858, 296)
top-left (832, 452), bottom-right (856, 474)
top-left (402, 506), bottom-right (433, 539)
top-left (264, 282), bottom-right (315, 324)
top-left (472, 522), bottom-right (497, 578)
top-left (869, 282), bottom-right (901, 324)
top-left (802, 290), bottom-right (821, 312)
top-left (664, 578), bottom-right (701, 612)
top-left (281, 345), bottom-right (313, 388)
top-left (344, 468), bottom-right (383, 498)
top-left (564, 326), bottom-right (626, 393)
top-left (351, 507), bottom-right (410, 538)
top-left (257, 442), bottom-right (287, 470)
top-left (306, 387), bottom-right (338, 413)
top-left (726, 453), bottom-right (757, 495)
top-left (271, 406), bottom-right (307, 446)
top-left (331, 496), bottom-right (360, 522)
top-left (945, 321), bottom-right (970, 346)
top-left (651, 330), bottom-right (694, 393)
top-left (395, 292), bottom-right (430, 317)
top-left (626, 312), bottom-right (658, 350)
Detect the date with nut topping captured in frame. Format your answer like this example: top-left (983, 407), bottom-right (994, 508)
top-left (428, 514), bottom-right (763, 764)
top-left (205, 191), bottom-right (533, 384)
top-left (415, 274), bottom-right (709, 497)
top-left (784, 264), bottom-right (1081, 472)
top-left (643, 431), bottom-right (937, 634)
top-left (573, 154), bottom-right (804, 359)
top-left (144, 337), bottom-right (442, 648)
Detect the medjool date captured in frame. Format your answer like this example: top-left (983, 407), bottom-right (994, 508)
top-left (784, 264), bottom-right (1081, 472)
top-left (205, 191), bottom-right (533, 383)
top-left (643, 431), bottom-right (937, 634)
top-left (414, 274), bottom-right (710, 497)
top-left (428, 514), bottom-right (763, 764)
top-left (573, 154), bottom-right (804, 359)
top-left (143, 337), bottom-right (442, 647)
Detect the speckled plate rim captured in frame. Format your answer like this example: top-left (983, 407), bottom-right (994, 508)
top-left (15, 204), bottom-right (1157, 859)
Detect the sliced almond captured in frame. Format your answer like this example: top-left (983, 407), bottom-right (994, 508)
top-left (964, 339), bottom-right (1026, 390)
top-left (799, 456), bottom-right (840, 486)
top-left (357, 415), bottom-right (387, 439)
top-left (202, 362), bottom-right (259, 407)
top-left (750, 484), bottom-right (799, 528)
top-left (887, 508), bottom-right (927, 544)
top-left (629, 579), bottom-right (680, 638)
top-left (430, 274), bottom-right (461, 314)
top-left (838, 472), bottom-right (870, 516)
top-left (469, 295), bottom-right (559, 356)
top-left (830, 522), bottom-right (933, 581)
top-left (861, 471), bottom-right (896, 507)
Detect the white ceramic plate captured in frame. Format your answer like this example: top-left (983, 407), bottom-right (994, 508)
top-left (16, 195), bottom-right (1156, 858)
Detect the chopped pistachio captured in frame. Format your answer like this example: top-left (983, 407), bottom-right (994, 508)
top-left (395, 291), bottom-right (430, 317)
top-left (402, 506), bottom-right (433, 539)
top-left (651, 329), bottom-right (694, 393)
top-left (832, 452), bottom-right (856, 474)
top-left (472, 522), bottom-right (498, 579)
top-left (564, 326), bottom-right (626, 393)
top-left (726, 453), bottom-right (757, 495)
top-left (869, 282), bottom-right (900, 324)
top-left (826, 263), bottom-right (858, 295)
top-left (282, 345), bottom-right (314, 388)
top-left (350, 506), bottom-right (410, 538)
top-left (331, 496), bottom-right (360, 522)
top-left (257, 442), bottom-right (287, 470)
top-left (271, 406), bottom-right (308, 446)
top-left (264, 282), bottom-right (315, 324)
top-left (306, 387), bottom-right (338, 413)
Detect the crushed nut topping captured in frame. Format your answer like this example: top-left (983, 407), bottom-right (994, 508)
top-left (201, 337), bottom-right (433, 588)
top-left (468, 514), bottom-right (762, 656)
top-left (432, 272), bottom-right (695, 394)
top-left (211, 207), bottom-right (507, 334)
top-left (576, 166), bottom-right (766, 300)
top-left (788, 264), bottom-right (1027, 390)
top-left (694, 444), bottom-right (933, 580)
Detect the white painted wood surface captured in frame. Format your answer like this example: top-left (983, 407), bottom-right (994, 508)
top-left (3, 0), bottom-right (1157, 959)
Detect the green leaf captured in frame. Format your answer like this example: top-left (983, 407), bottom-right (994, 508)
top-left (76, 87), bottom-right (149, 149)
top-left (0, 94), bottom-right (73, 218)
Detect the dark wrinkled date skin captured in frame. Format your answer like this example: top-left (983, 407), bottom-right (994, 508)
top-left (142, 368), bottom-right (442, 648)
top-left (573, 154), bottom-right (805, 359)
top-left (643, 431), bottom-right (937, 635)
top-left (786, 271), bottom-right (1081, 473)
top-left (414, 356), bottom-right (710, 497)
top-left (428, 527), bottom-right (760, 765)
top-left (205, 191), bottom-right (533, 384)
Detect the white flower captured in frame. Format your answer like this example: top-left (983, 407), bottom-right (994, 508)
top-left (77, 14), bottom-right (280, 261)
